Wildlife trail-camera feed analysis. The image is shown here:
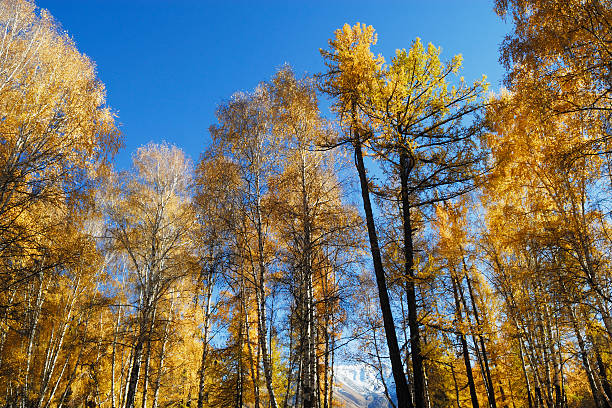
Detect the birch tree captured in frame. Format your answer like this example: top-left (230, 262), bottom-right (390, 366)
top-left (104, 143), bottom-right (195, 408)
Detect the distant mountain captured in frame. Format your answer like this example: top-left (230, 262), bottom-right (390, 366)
top-left (333, 364), bottom-right (395, 408)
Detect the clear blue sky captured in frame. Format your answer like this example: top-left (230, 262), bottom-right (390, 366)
top-left (37, 1), bottom-right (509, 168)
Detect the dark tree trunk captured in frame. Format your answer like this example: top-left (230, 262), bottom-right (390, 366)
top-left (570, 308), bottom-right (604, 408)
top-left (518, 340), bottom-right (534, 408)
top-left (197, 272), bottom-right (214, 408)
top-left (463, 262), bottom-right (497, 408)
top-left (452, 274), bottom-right (479, 408)
top-left (398, 152), bottom-right (426, 408)
top-left (252, 173), bottom-right (277, 408)
top-left (592, 336), bottom-right (612, 405)
top-left (354, 137), bottom-right (412, 408)
top-left (125, 337), bottom-right (143, 408)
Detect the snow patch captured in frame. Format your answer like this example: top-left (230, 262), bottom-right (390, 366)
top-left (334, 364), bottom-right (387, 395)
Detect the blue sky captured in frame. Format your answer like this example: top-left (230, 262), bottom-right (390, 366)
top-left (38, 1), bottom-right (510, 168)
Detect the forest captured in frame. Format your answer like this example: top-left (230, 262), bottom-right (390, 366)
top-left (0, 0), bottom-right (611, 407)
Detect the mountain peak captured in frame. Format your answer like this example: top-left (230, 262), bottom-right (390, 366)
top-left (333, 363), bottom-right (394, 408)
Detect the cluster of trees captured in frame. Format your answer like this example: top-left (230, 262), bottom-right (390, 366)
top-left (0, 0), bottom-right (610, 408)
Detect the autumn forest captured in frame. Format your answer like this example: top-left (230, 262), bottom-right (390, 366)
top-left (0, 1), bottom-right (611, 408)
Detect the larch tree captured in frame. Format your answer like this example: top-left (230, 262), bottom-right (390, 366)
top-left (320, 24), bottom-right (413, 408)
top-left (496, 0), bottom-right (611, 119)
top-left (321, 23), bottom-right (488, 408)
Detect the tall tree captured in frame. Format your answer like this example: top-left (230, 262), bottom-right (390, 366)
top-left (321, 23), bottom-right (488, 408)
top-left (268, 67), bottom-right (362, 408)
top-left (0, 0), bottom-right (119, 336)
top-left (103, 143), bottom-right (195, 408)
top-left (320, 24), bottom-right (414, 408)
top-left (0, 2), bottom-right (119, 407)
top-left (210, 86), bottom-right (282, 408)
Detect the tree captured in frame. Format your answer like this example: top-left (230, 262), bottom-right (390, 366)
top-left (103, 143), bottom-right (195, 408)
top-left (268, 67), bottom-right (362, 408)
top-left (496, 0), bottom-right (611, 117)
top-left (0, 2), bottom-right (119, 407)
top-left (209, 85), bottom-right (283, 408)
top-left (320, 24), bottom-right (413, 408)
top-left (321, 23), bottom-right (488, 408)
top-left (193, 151), bottom-right (236, 408)
top-left (0, 0), bottom-right (119, 297)
top-left (495, 0), bottom-right (611, 167)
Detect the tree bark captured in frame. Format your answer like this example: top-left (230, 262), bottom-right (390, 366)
top-left (254, 173), bottom-right (278, 408)
top-left (518, 339), bottom-right (534, 408)
top-left (197, 272), bottom-right (214, 408)
top-left (125, 329), bottom-right (145, 408)
top-left (462, 260), bottom-right (497, 408)
top-left (21, 270), bottom-right (46, 408)
top-left (570, 307), bottom-right (604, 408)
top-left (398, 151), bottom-right (426, 408)
top-left (152, 304), bottom-right (172, 408)
top-left (111, 306), bottom-right (122, 408)
top-left (451, 274), bottom-right (479, 408)
top-left (244, 291), bottom-right (261, 408)
top-left (353, 136), bottom-right (412, 408)
top-left (141, 306), bottom-right (157, 408)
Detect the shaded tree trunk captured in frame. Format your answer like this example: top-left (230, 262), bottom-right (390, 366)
top-left (452, 274), bottom-right (479, 408)
top-left (254, 173), bottom-right (278, 408)
top-left (152, 298), bottom-right (174, 408)
top-left (353, 136), bottom-right (412, 408)
top-left (398, 151), bottom-right (426, 408)
top-left (21, 270), bottom-right (46, 408)
top-left (111, 306), bottom-right (123, 408)
top-left (125, 337), bottom-right (144, 408)
top-left (462, 260), bottom-right (496, 408)
top-left (570, 307), bottom-right (604, 408)
top-left (197, 272), bottom-right (215, 408)
top-left (518, 339), bottom-right (534, 408)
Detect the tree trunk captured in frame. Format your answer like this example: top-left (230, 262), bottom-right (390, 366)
top-left (121, 346), bottom-right (134, 408)
top-left (243, 288), bottom-right (261, 408)
top-left (254, 173), bottom-right (278, 408)
top-left (570, 307), bottom-right (604, 408)
top-left (329, 335), bottom-right (336, 408)
top-left (451, 362), bottom-right (460, 408)
top-left (596, 345), bottom-right (612, 405)
top-left (518, 340), bottom-right (534, 408)
top-left (111, 306), bottom-right (122, 408)
top-left (282, 317), bottom-right (295, 408)
top-left (197, 276), bottom-right (214, 408)
top-left (353, 137), bottom-right (412, 408)
top-left (43, 353), bottom-right (70, 408)
top-left (0, 286), bottom-right (17, 372)
top-left (152, 309), bottom-right (172, 408)
top-left (462, 261), bottom-right (497, 408)
top-left (58, 314), bottom-right (89, 408)
top-left (322, 307), bottom-right (331, 408)
top-left (22, 270), bottom-right (46, 408)
top-left (457, 271), bottom-right (490, 406)
top-left (125, 335), bottom-right (144, 408)
top-left (452, 274), bottom-right (479, 408)
top-left (398, 151), bottom-right (426, 408)
top-left (301, 156), bottom-right (317, 408)
top-left (236, 301), bottom-right (245, 408)
top-left (590, 333), bottom-right (612, 406)
top-left (37, 275), bottom-right (80, 408)
top-left (141, 310), bottom-right (156, 408)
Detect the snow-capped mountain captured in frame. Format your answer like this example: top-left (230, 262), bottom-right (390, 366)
top-left (333, 364), bottom-right (395, 408)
